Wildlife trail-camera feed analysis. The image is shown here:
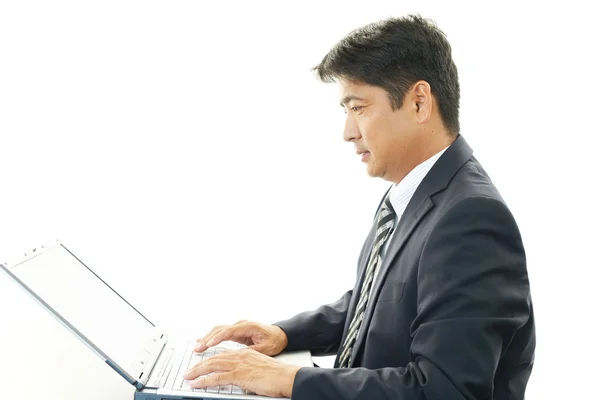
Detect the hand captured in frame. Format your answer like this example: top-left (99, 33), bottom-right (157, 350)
top-left (194, 320), bottom-right (288, 356)
top-left (183, 348), bottom-right (301, 398)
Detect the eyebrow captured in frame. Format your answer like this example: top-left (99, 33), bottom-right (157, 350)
top-left (339, 95), bottom-right (366, 107)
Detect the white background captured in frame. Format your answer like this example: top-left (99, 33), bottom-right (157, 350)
top-left (1, 1), bottom-right (599, 399)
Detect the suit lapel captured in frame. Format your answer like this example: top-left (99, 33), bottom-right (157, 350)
top-left (348, 134), bottom-right (474, 366)
top-left (349, 196), bottom-right (434, 365)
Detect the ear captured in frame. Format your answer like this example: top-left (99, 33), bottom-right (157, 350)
top-left (411, 81), bottom-right (432, 124)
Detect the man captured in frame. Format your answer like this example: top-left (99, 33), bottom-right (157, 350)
top-left (184, 14), bottom-right (535, 399)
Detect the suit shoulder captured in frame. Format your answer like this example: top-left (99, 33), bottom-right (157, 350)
top-left (429, 158), bottom-right (522, 232)
top-left (440, 157), bottom-right (507, 208)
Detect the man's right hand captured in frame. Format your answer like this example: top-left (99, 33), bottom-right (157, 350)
top-left (194, 320), bottom-right (288, 356)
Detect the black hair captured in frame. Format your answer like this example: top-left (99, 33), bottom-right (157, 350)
top-left (314, 14), bottom-right (460, 136)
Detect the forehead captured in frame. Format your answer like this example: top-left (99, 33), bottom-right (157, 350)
top-left (338, 78), bottom-right (365, 97)
top-left (338, 78), bottom-right (384, 104)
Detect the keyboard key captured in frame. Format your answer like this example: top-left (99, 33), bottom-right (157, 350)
top-left (181, 381), bottom-right (193, 392)
top-left (231, 386), bottom-right (245, 395)
top-left (219, 385), bottom-right (233, 394)
top-left (206, 386), bottom-right (220, 393)
top-left (173, 370), bottom-right (184, 387)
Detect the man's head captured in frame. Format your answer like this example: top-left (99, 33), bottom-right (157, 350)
top-left (314, 15), bottom-right (460, 183)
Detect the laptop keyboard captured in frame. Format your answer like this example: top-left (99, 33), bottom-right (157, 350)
top-left (171, 343), bottom-right (250, 395)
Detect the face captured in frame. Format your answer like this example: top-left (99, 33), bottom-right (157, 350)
top-left (339, 78), bottom-right (433, 183)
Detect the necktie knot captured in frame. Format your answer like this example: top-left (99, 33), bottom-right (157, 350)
top-left (376, 195), bottom-right (396, 236)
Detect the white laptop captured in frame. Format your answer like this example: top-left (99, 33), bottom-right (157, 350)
top-left (0, 241), bottom-right (313, 400)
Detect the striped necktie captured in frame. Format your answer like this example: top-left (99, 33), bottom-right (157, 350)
top-left (338, 194), bottom-right (395, 368)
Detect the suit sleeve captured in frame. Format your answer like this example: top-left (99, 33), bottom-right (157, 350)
top-left (273, 289), bottom-right (353, 356)
top-left (289, 196), bottom-right (534, 400)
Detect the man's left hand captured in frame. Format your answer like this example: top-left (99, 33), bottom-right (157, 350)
top-left (183, 348), bottom-right (301, 398)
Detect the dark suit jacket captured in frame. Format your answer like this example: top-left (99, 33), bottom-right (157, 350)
top-left (275, 135), bottom-right (535, 400)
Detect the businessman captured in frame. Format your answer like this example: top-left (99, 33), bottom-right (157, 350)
top-left (184, 14), bottom-right (536, 399)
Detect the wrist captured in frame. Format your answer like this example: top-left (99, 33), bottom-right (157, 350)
top-left (273, 325), bottom-right (289, 351)
top-left (281, 366), bottom-right (301, 398)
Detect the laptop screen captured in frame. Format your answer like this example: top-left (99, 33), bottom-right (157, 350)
top-left (4, 243), bottom-right (156, 379)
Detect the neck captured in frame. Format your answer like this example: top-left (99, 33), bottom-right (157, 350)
top-left (388, 131), bottom-right (456, 185)
top-left (421, 131), bottom-right (455, 162)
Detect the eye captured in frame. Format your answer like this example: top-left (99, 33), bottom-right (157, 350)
top-left (342, 105), bottom-right (365, 114)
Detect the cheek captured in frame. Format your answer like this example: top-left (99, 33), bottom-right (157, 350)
top-left (362, 119), bottom-right (388, 155)
top-left (359, 118), bottom-right (378, 148)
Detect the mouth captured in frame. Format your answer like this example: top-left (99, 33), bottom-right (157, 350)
top-left (357, 150), bottom-right (371, 162)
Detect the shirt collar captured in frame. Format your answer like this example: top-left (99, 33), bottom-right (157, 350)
top-left (388, 145), bottom-right (449, 220)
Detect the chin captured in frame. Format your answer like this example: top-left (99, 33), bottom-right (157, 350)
top-left (366, 165), bottom-right (380, 178)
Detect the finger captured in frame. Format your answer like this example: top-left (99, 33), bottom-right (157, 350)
top-left (226, 337), bottom-right (254, 347)
top-left (196, 325), bottom-right (223, 342)
top-left (190, 372), bottom-right (236, 389)
top-left (202, 324), bottom-right (253, 350)
top-left (194, 339), bottom-right (215, 353)
top-left (195, 325), bottom-right (225, 343)
top-left (200, 320), bottom-right (247, 342)
top-left (195, 326), bottom-right (230, 352)
top-left (199, 349), bottom-right (241, 361)
top-left (194, 325), bottom-right (245, 352)
top-left (183, 358), bottom-right (236, 380)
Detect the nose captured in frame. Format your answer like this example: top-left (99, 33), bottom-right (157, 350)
top-left (343, 113), bottom-right (361, 142)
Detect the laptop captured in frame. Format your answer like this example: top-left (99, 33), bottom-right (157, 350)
top-left (0, 241), bottom-right (313, 400)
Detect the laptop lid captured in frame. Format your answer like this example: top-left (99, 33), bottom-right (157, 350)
top-left (0, 241), bottom-right (164, 389)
